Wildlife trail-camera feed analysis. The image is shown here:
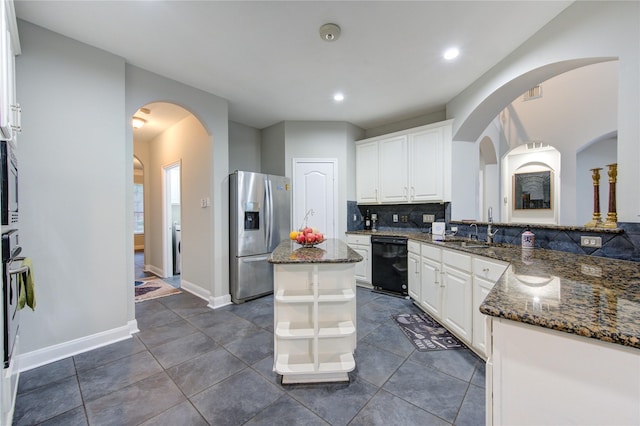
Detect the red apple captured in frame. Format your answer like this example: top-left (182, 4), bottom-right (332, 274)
top-left (296, 233), bottom-right (306, 244)
top-left (302, 227), bottom-right (313, 235)
top-left (316, 233), bottom-right (324, 242)
top-left (306, 233), bottom-right (316, 244)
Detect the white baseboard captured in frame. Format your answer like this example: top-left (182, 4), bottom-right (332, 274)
top-left (128, 319), bottom-right (140, 335)
top-left (180, 279), bottom-right (230, 309)
top-left (210, 293), bottom-right (232, 309)
top-left (17, 324), bottom-right (133, 372)
top-left (180, 279), bottom-right (209, 302)
top-left (146, 264), bottom-right (164, 277)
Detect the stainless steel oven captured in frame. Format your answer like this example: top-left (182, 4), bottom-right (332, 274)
top-left (3, 229), bottom-right (24, 368)
top-left (371, 236), bottom-right (408, 296)
top-left (1, 140), bottom-right (18, 229)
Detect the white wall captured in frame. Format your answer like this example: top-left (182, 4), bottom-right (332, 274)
top-left (16, 21), bottom-right (128, 361)
top-left (260, 122), bottom-right (286, 176)
top-left (576, 136), bottom-right (617, 226)
top-left (283, 121), bottom-right (364, 239)
top-left (501, 61), bottom-right (617, 225)
top-left (125, 65), bottom-right (230, 308)
top-left (447, 1), bottom-right (639, 223)
top-left (229, 120), bottom-right (261, 173)
top-left (144, 114), bottom-right (211, 289)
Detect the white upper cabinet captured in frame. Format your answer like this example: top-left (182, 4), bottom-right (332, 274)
top-left (0, 0), bottom-right (20, 142)
top-left (355, 141), bottom-right (379, 203)
top-left (409, 126), bottom-right (450, 202)
top-left (355, 120), bottom-right (452, 204)
top-left (379, 135), bottom-right (407, 203)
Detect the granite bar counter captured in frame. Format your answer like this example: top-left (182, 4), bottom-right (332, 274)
top-left (269, 239), bottom-right (362, 384)
top-left (347, 230), bottom-right (640, 350)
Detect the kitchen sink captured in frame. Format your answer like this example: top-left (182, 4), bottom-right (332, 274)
top-left (443, 240), bottom-right (491, 249)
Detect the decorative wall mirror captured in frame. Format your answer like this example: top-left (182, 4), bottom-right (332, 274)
top-left (513, 171), bottom-right (552, 210)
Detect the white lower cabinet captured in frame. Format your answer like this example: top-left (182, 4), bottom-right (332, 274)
top-left (273, 263), bottom-right (356, 384)
top-left (346, 234), bottom-right (371, 285)
top-left (407, 241), bottom-right (421, 301)
top-left (420, 245), bottom-right (442, 319)
top-left (441, 249), bottom-right (472, 344)
top-left (472, 257), bottom-right (508, 356)
top-left (409, 241), bottom-right (508, 357)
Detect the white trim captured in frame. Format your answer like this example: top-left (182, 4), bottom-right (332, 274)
top-left (17, 325), bottom-right (133, 372)
top-left (209, 293), bottom-right (232, 309)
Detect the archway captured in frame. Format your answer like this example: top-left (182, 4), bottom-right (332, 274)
top-left (131, 101), bottom-right (210, 293)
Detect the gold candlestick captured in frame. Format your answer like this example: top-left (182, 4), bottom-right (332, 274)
top-left (585, 167), bottom-right (603, 227)
top-left (603, 163), bottom-right (618, 228)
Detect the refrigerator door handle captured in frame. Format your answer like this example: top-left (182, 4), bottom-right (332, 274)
top-left (266, 178), bottom-right (274, 248)
top-left (264, 176), bottom-right (271, 248)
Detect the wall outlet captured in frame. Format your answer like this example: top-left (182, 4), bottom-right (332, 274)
top-left (393, 214), bottom-right (398, 223)
top-left (401, 215), bottom-right (408, 223)
top-left (580, 236), bottom-right (602, 248)
top-left (353, 214), bottom-right (357, 221)
top-left (423, 214), bottom-right (435, 223)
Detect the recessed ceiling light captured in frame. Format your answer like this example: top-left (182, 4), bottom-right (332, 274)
top-left (132, 117), bottom-right (146, 129)
top-left (334, 92), bottom-right (344, 102)
top-left (443, 47), bottom-right (460, 60)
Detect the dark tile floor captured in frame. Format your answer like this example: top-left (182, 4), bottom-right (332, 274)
top-left (13, 287), bottom-right (486, 425)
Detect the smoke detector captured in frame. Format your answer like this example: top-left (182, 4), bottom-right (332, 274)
top-left (319, 23), bottom-right (341, 42)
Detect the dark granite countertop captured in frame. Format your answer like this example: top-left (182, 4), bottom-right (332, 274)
top-left (269, 238), bottom-right (363, 264)
top-left (347, 230), bottom-right (640, 350)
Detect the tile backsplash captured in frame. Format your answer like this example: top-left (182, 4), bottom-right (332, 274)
top-left (346, 201), bottom-right (639, 262)
top-left (347, 201), bottom-right (450, 232)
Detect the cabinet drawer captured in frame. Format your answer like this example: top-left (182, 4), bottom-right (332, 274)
top-left (408, 240), bottom-right (421, 254)
top-left (346, 234), bottom-right (370, 246)
top-left (421, 243), bottom-right (441, 261)
top-left (473, 257), bottom-right (508, 282)
top-left (442, 248), bottom-right (471, 271)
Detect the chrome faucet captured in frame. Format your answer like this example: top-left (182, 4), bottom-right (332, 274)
top-left (469, 223), bottom-right (478, 240)
top-left (487, 207), bottom-right (499, 243)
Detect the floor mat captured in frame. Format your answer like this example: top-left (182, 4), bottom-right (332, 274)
top-left (134, 277), bottom-right (181, 303)
top-left (392, 312), bottom-right (464, 351)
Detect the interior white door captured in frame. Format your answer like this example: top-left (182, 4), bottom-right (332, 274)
top-left (293, 159), bottom-right (337, 238)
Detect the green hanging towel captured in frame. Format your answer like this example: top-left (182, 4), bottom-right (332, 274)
top-left (18, 258), bottom-right (36, 311)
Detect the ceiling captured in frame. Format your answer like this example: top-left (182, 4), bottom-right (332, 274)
top-left (15, 1), bottom-right (572, 133)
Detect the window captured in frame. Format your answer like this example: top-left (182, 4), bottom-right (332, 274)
top-left (134, 183), bottom-right (144, 234)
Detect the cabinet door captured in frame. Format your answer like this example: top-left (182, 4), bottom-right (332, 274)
top-left (420, 256), bottom-right (442, 319)
top-left (379, 135), bottom-right (408, 203)
top-left (442, 264), bottom-right (472, 343)
top-left (408, 128), bottom-right (443, 202)
top-left (356, 141), bottom-right (379, 203)
top-left (352, 245), bottom-right (371, 284)
top-left (407, 251), bottom-right (420, 300)
top-left (473, 275), bottom-right (494, 356)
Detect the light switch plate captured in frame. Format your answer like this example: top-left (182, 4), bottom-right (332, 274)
top-left (393, 214), bottom-right (398, 223)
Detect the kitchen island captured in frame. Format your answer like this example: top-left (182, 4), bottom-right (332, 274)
top-left (269, 239), bottom-right (363, 384)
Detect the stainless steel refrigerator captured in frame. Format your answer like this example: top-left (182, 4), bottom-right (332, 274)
top-left (229, 171), bottom-right (291, 303)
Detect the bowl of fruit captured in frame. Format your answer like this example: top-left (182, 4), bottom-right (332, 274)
top-left (290, 227), bottom-right (325, 248)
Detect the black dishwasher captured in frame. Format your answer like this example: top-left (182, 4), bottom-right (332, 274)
top-left (371, 236), bottom-right (408, 296)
